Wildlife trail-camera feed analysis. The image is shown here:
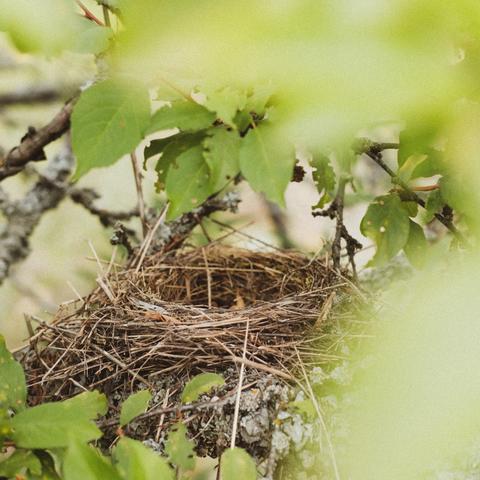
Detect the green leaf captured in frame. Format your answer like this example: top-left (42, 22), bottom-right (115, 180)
top-left (181, 373), bottom-right (225, 403)
top-left (0, 335), bottom-right (26, 412)
top-left (220, 448), bottom-right (257, 480)
top-left (64, 441), bottom-right (121, 480)
top-left (72, 20), bottom-right (113, 55)
top-left (203, 128), bottom-right (241, 191)
top-left (397, 154), bottom-right (427, 183)
top-left (203, 86), bottom-right (247, 126)
top-left (165, 146), bottom-right (214, 220)
top-left (404, 220), bottom-right (428, 269)
top-left (310, 153), bottom-right (336, 209)
top-left (425, 189), bottom-right (444, 223)
top-left (10, 391), bottom-right (106, 449)
top-left (0, 449), bottom-right (42, 477)
top-left (147, 101), bottom-right (215, 135)
top-left (146, 132), bottom-right (206, 190)
top-left (288, 399), bottom-right (316, 419)
top-left (113, 437), bottom-right (174, 480)
top-left (62, 391), bottom-right (108, 418)
top-left (360, 194), bottom-right (410, 266)
top-left (165, 423), bottom-right (195, 471)
top-left (244, 84), bottom-right (274, 115)
top-left (71, 80), bottom-right (151, 178)
top-left (239, 124), bottom-right (295, 206)
top-left (398, 125), bottom-right (439, 167)
top-left (120, 390), bottom-right (152, 427)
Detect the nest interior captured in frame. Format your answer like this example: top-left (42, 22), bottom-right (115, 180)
top-left (21, 244), bottom-right (346, 459)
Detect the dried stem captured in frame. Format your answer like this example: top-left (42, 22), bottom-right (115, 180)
top-left (130, 151), bottom-right (147, 237)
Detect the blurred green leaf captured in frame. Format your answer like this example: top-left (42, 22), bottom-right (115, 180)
top-left (404, 220), bottom-right (428, 269)
top-left (203, 86), bottom-right (247, 126)
top-left (0, 335), bottom-right (26, 412)
top-left (398, 154), bottom-right (427, 183)
top-left (181, 373), bottom-right (225, 403)
top-left (203, 128), bottom-right (241, 191)
top-left (72, 80), bottom-right (151, 178)
top-left (120, 390), bottom-right (152, 427)
top-left (311, 153), bottom-right (336, 209)
top-left (288, 399), bottom-right (316, 419)
top-left (425, 189), bottom-right (444, 223)
top-left (0, 449), bottom-right (42, 477)
top-left (165, 423), bottom-right (195, 471)
top-left (73, 20), bottom-right (113, 55)
top-left (64, 441), bottom-right (121, 480)
top-left (147, 101), bottom-right (215, 135)
top-left (239, 124), bottom-right (295, 206)
top-left (361, 194), bottom-right (410, 265)
top-left (165, 145), bottom-right (213, 219)
top-left (10, 392), bottom-right (106, 449)
top-left (220, 448), bottom-right (257, 480)
top-left (113, 437), bottom-right (174, 480)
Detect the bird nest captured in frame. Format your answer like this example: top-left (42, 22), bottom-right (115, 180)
top-left (20, 244), bottom-right (348, 460)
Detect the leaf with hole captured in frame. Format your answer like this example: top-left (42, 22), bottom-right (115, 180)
top-left (120, 390), bottom-right (152, 427)
top-left (239, 124), bottom-right (295, 206)
top-left (181, 373), bottom-right (225, 403)
top-left (165, 423), bottom-right (196, 471)
top-left (221, 448), bottom-right (257, 480)
top-left (165, 145), bottom-right (214, 220)
top-left (360, 194), bottom-right (410, 266)
top-left (72, 80), bottom-right (151, 178)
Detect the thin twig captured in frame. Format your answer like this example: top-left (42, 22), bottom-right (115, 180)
top-left (231, 320), bottom-right (250, 449)
top-left (130, 151), bottom-right (147, 237)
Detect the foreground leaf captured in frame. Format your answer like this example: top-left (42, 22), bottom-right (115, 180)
top-left (0, 335), bottom-right (26, 412)
top-left (221, 448), bottom-right (257, 480)
top-left (147, 101), bottom-right (215, 135)
top-left (203, 128), bottom-right (241, 191)
top-left (0, 449), bottom-right (42, 477)
top-left (64, 441), bottom-right (121, 480)
top-left (165, 423), bottom-right (195, 471)
top-left (310, 152), bottom-right (336, 209)
top-left (10, 391), bottom-right (106, 448)
top-left (203, 86), bottom-right (247, 126)
top-left (404, 220), bottom-right (428, 269)
top-left (114, 438), bottom-right (174, 480)
top-left (120, 390), bottom-right (152, 427)
top-left (165, 146), bottom-right (213, 219)
top-left (239, 124), bottom-right (295, 206)
top-left (72, 80), bottom-right (151, 178)
top-left (360, 194), bottom-right (410, 266)
top-left (181, 373), bottom-right (225, 403)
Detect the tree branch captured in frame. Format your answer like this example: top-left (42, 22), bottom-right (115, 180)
top-left (0, 87), bottom-right (61, 107)
top-left (354, 138), bottom-right (466, 244)
top-left (0, 96), bottom-right (77, 181)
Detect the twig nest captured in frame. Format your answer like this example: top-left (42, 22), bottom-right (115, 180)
top-left (20, 244), bottom-right (347, 470)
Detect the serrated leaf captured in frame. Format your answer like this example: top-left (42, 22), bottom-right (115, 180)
top-left (239, 124), bottom-right (295, 206)
top-left (165, 423), bottom-right (195, 471)
top-left (425, 189), bottom-right (444, 223)
top-left (360, 194), bottom-right (410, 266)
top-left (71, 80), bottom-right (151, 178)
top-left (404, 220), bottom-right (428, 269)
top-left (64, 441), bottom-right (121, 480)
top-left (244, 84), bottom-right (274, 115)
top-left (203, 86), bottom-right (247, 126)
top-left (181, 373), bottom-right (225, 403)
top-left (147, 101), bottom-right (215, 135)
top-left (113, 437), bottom-right (174, 480)
top-left (120, 390), bottom-right (152, 427)
top-left (165, 146), bottom-right (214, 219)
top-left (220, 448), bottom-right (257, 480)
top-left (203, 128), bottom-right (240, 191)
top-left (0, 335), bottom-right (26, 412)
top-left (10, 391), bottom-right (106, 449)
top-left (310, 153), bottom-right (336, 209)
top-left (0, 449), bottom-right (42, 477)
